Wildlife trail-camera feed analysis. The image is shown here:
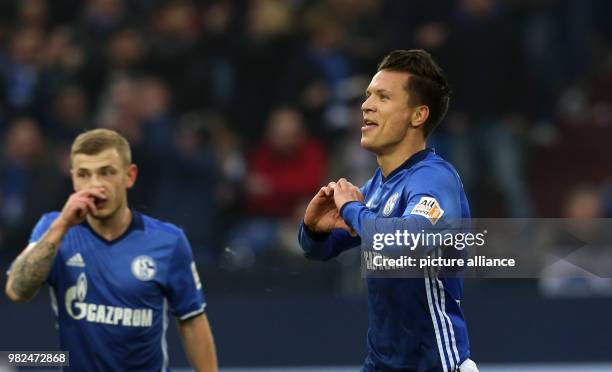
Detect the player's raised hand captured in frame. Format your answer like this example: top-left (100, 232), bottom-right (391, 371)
top-left (304, 182), bottom-right (356, 235)
top-left (333, 178), bottom-right (364, 211)
top-left (56, 188), bottom-right (106, 228)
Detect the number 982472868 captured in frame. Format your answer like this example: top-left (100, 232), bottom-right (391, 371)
top-left (3, 351), bottom-right (69, 366)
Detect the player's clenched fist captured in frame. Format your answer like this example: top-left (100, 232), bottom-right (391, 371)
top-left (56, 188), bottom-right (107, 228)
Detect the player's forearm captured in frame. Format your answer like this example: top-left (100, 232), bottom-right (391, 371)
top-left (179, 314), bottom-right (218, 372)
top-left (299, 223), bottom-right (360, 261)
top-left (6, 220), bottom-right (68, 302)
top-left (341, 202), bottom-right (421, 238)
top-left (299, 223), bottom-right (333, 260)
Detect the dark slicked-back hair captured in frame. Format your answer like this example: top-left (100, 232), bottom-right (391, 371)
top-left (377, 49), bottom-right (450, 137)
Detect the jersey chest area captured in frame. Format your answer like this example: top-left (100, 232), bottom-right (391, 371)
top-left (56, 233), bottom-right (171, 306)
top-left (364, 178), bottom-right (408, 218)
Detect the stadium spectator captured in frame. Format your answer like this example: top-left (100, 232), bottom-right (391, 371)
top-left (231, 0), bottom-right (296, 143)
top-left (279, 3), bottom-right (354, 135)
top-left (0, 117), bottom-right (65, 258)
top-left (224, 107), bottom-right (326, 267)
top-left (79, 0), bottom-right (127, 43)
top-left (37, 28), bottom-right (87, 105)
top-left (151, 113), bottom-right (220, 263)
top-left (0, 26), bottom-right (45, 115)
top-left (17, 0), bottom-right (48, 29)
top-left (439, 0), bottom-right (533, 217)
top-left (245, 107), bottom-right (325, 217)
top-left (46, 83), bottom-right (90, 143)
top-left (540, 185), bottom-right (612, 297)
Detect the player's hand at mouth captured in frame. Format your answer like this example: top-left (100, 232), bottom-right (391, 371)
top-left (56, 188), bottom-right (108, 228)
top-left (88, 187), bottom-right (109, 210)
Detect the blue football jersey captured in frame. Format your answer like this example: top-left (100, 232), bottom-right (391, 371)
top-left (26, 211), bottom-right (206, 371)
top-left (299, 148), bottom-right (471, 372)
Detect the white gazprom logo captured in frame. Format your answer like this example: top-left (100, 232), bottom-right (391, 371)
top-left (131, 255), bottom-right (156, 281)
top-left (383, 192), bottom-right (400, 217)
top-left (64, 272), bottom-right (153, 327)
top-left (65, 273), bottom-right (88, 319)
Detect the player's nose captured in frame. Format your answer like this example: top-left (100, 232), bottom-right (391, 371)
top-left (88, 175), bottom-right (104, 188)
top-left (361, 96), bottom-right (375, 113)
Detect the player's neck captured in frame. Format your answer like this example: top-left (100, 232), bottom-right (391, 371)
top-left (377, 138), bottom-right (426, 178)
top-left (86, 207), bottom-right (132, 241)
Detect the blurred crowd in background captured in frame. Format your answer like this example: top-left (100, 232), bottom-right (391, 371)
top-left (1, 0), bottom-right (612, 282)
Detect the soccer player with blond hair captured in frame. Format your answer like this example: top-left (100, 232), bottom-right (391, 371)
top-left (6, 129), bottom-right (217, 371)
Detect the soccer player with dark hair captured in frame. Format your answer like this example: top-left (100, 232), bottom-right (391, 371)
top-left (299, 50), bottom-right (479, 371)
top-left (5, 129), bottom-right (218, 371)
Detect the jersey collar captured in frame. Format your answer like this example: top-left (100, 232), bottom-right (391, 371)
top-left (382, 147), bottom-right (434, 183)
top-left (81, 209), bottom-right (145, 245)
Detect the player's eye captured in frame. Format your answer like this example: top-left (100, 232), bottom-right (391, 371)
top-left (100, 168), bottom-right (116, 177)
top-left (77, 172), bottom-right (90, 179)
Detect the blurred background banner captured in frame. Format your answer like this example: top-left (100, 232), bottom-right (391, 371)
top-left (0, 0), bottom-right (611, 369)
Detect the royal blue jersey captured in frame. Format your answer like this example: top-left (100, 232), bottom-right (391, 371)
top-left (299, 148), bottom-right (471, 372)
top-left (25, 211), bottom-right (206, 371)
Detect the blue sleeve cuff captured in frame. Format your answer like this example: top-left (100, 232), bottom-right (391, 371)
top-left (339, 201), bottom-right (366, 235)
top-left (300, 222), bottom-right (331, 242)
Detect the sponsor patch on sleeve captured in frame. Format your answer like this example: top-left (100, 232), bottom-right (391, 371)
top-left (410, 196), bottom-right (444, 225)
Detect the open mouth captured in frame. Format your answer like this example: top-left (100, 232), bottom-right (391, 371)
top-left (93, 197), bottom-right (107, 210)
top-left (362, 119), bottom-right (378, 131)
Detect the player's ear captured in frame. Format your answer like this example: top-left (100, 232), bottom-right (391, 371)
top-left (125, 164), bottom-right (138, 189)
top-left (410, 105), bottom-right (429, 129)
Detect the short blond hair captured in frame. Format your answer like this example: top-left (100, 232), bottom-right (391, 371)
top-left (71, 129), bottom-right (132, 167)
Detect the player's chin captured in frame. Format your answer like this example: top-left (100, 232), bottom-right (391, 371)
top-left (360, 136), bottom-right (376, 151)
top-left (91, 207), bottom-right (112, 219)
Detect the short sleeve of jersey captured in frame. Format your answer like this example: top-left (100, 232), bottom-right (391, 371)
top-left (401, 164), bottom-right (461, 224)
top-left (28, 213), bottom-right (56, 243)
top-left (166, 231), bottom-right (206, 320)
top-left (5, 213), bottom-right (61, 286)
